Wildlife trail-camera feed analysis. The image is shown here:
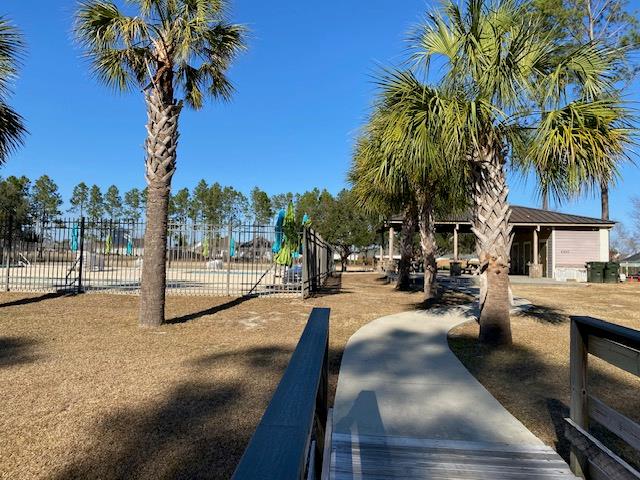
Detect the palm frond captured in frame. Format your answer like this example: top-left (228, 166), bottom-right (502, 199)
top-left (0, 17), bottom-right (25, 99)
top-left (75, 0), bottom-right (246, 105)
top-left (0, 102), bottom-right (26, 166)
top-left (527, 99), bottom-right (636, 195)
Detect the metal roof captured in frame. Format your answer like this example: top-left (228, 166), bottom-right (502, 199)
top-left (389, 205), bottom-right (615, 227)
top-left (622, 252), bottom-right (640, 262)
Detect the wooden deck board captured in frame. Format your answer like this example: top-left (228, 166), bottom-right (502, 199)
top-left (329, 433), bottom-right (578, 479)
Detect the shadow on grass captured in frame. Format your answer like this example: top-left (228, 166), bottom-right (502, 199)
top-left (165, 295), bottom-right (256, 325)
top-left (308, 274), bottom-right (351, 297)
top-left (517, 304), bottom-right (569, 325)
top-left (0, 291), bottom-right (71, 308)
top-left (0, 337), bottom-right (38, 368)
top-left (448, 329), bottom-right (640, 469)
top-left (53, 342), bottom-right (347, 480)
top-left (53, 345), bottom-right (292, 480)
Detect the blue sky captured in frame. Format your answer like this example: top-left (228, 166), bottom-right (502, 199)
top-left (1, 0), bottom-right (639, 226)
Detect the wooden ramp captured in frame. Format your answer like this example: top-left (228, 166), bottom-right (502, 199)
top-left (329, 433), bottom-right (578, 479)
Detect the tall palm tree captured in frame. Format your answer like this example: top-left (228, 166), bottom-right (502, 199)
top-left (75, 0), bottom-right (245, 327)
top-left (380, 0), bottom-right (633, 344)
top-left (0, 17), bottom-right (26, 165)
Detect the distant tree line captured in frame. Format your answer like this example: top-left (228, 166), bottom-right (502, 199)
top-left (0, 176), bottom-right (378, 263)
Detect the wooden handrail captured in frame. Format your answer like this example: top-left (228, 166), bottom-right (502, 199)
top-left (232, 307), bottom-right (330, 480)
top-left (572, 316), bottom-right (640, 352)
top-left (567, 315), bottom-right (640, 480)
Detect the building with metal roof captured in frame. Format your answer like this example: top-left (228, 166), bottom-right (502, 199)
top-left (382, 205), bottom-right (615, 281)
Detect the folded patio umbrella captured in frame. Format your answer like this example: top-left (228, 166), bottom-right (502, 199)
top-left (70, 224), bottom-right (79, 252)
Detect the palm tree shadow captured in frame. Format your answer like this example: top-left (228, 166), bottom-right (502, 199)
top-left (165, 295), bottom-right (256, 324)
top-left (54, 344), bottom-right (295, 480)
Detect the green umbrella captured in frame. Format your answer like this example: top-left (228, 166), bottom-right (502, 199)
top-left (105, 233), bottom-right (112, 255)
top-left (202, 236), bottom-right (210, 259)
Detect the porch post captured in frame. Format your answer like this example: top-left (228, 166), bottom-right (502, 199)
top-left (453, 224), bottom-right (459, 261)
top-left (533, 227), bottom-right (539, 265)
top-left (388, 226), bottom-right (395, 264)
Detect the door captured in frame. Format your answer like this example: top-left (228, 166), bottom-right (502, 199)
top-left (511, 243), bottom-right (520, 274)
top-left (523, 242), bottom-right (531, 275)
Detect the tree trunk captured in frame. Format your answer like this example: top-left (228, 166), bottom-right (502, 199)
top-left (471, 146), bottom-right (513, 346)
top-left (600, 180), bottom-right (609, 220)
top-left (417, 191), bottom-right (437, 300)
top-left (541, 185), bottom-right (549, 211)
top-left (139, 90), bottom-right (182, 327)
top-left (396, 202), bottom-right (418, 291)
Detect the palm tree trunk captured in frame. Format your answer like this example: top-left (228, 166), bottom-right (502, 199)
top-left (396, 202), bottom-right (417, 291)
top-left (417, 191), bottom-right (437, 300)
top-left (600, 180), bottom-right (609, 220)
top-left (471, 146), bottom-right (513, 346)
top-left (139, 90), bottom-right (182, 327)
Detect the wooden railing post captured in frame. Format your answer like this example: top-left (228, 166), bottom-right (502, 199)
top-left (570, 318), bottom-right (589, 477)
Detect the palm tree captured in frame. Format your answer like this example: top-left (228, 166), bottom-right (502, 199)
top-left (351, 105), bottom-right (468, 299)
top-left (351, 131), bottom-right (419, 292)
top-left (0, 16), bottom-right (26, 165)
top-left (379, 0), bottom-right (633, 344)
top-left (75, 0), bottom-right (245, 327)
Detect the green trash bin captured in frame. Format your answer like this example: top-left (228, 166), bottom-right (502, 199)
top-left (586, 261), bottom-right (606, 283)
top-left (604, 262), bottom-right (620, 284)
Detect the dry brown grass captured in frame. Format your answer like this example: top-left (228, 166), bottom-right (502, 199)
top-left (0, 273), bottom-right (421, 480)
top-left (449, 281), bottom-right (640, 466)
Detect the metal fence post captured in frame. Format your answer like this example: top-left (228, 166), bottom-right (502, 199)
top-left (302, 227), bottom-right (309, 298)
top-left (4, 215), bottom-right (13, 292)
top-left (77, 217), bottom-right (85, 294)
top-left (226, 223), bottom-right (232, 296)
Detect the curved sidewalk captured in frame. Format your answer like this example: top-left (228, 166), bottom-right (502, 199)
top-left (330, 307), bottom-right (576, 479)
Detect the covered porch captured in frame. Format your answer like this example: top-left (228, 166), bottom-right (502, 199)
top-left (380, 205), bottom-right (614, 281)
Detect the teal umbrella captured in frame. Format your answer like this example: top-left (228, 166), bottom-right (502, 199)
top-left (230, 237), bottom-right (236, 257)
top-left (272, 209), bottom-right (285, 253)
top-left (70, 224), bottom-right (79, 252)
top-left (126, 234), bottom-right (133, 255)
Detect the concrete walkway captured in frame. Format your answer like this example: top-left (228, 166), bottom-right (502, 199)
top-left (333, 307), bottom-right (542, 444)
top-left (330, 306), bottom-right (577, 479)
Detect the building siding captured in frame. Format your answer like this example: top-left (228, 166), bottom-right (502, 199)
top-left (554, 229), bottom-right (600, 267)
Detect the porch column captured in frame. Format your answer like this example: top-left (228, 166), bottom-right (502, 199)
top-left (453, 224), bottom-right (459, 261)
top-left (533, 227), bottom-right (539, 264)
top-left (388, 227), bottom-right (395, 264)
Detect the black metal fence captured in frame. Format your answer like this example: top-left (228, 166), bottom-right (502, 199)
top-left (303, 228), bottom-right (335, 298)
top-left (1, 217), bottom-right (335, 298)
